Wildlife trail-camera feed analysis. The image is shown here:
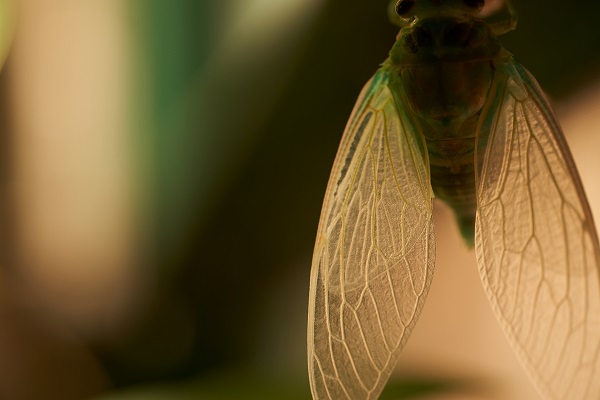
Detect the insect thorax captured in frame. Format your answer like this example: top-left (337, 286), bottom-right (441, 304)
top-left (387, 16), bottom-right (503, 139)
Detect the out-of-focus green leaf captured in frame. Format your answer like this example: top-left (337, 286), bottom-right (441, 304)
top-left (0, 0), bottom-right (14, 67)
top-left (91, 370), bottom-right (473, 400)
top-left (91, 369), bottom-right (309, 400)
top-left (134, 0), bottom-right (324, 263)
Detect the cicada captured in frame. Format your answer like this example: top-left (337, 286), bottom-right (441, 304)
top-left (307, 0), bottom-right (600, 399)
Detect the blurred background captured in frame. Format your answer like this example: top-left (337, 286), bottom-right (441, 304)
top-left (0, 0), bottom-right (599, 399)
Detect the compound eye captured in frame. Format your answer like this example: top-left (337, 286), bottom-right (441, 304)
top-left (463, 0), bottom-right (484, 10)
top-left (395, 0), bottom-right (415, 16)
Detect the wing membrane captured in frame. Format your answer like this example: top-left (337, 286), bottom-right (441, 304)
top-left (476, 61), bottom-right (600, 399)
top-left (307, 69), bottom-right (435, 400)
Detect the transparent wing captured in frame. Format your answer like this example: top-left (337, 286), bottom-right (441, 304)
top-left (475, 61), bottom-right (600, 400)
top-left (307, 69), bottom-right (435, 400)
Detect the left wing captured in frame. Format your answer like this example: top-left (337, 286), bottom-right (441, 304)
top-left (475, 60), bottom-right (600, 400)
top-left (308, 69), bottom-right (435, 400)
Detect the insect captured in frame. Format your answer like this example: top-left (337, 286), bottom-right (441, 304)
top-left (306, 0), bottom-right (600, 399)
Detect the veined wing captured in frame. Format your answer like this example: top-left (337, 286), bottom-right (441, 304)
top-left (307, 68), bottom-right (435, 400)
top-left (475, 60), bottom-right (600, 399)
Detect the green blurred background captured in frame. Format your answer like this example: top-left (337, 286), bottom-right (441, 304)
top-left (0, 0), bottom-right (599, 399)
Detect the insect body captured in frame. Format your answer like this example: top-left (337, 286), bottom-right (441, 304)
top-left (307, 0), bottom-right (600, 399)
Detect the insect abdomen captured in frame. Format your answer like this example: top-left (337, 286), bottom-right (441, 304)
top-left (427, 137), bottom-right (477, 245)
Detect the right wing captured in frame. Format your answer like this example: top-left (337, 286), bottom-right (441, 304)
top-left (307, 68), bottom-right (435, 400)
top-left (475, 61), bottom-right (600, 399)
